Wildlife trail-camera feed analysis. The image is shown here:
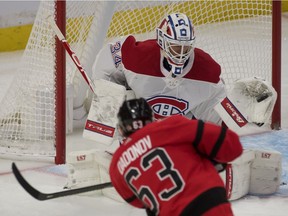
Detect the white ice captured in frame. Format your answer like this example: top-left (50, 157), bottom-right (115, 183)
top-left (0, 14), bottom-right (288, 216)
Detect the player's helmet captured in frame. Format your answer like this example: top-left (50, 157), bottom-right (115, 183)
top-left (156, 13), bottom-right (196, 76)
top-left (117, 98), bottom-right (153, 137)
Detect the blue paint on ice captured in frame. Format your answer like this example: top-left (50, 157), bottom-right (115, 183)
top-left (240, 129), bottom-right (288, 183)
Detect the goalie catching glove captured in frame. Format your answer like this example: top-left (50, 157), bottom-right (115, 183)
top-left (215, 77), bottom-right (277, 135)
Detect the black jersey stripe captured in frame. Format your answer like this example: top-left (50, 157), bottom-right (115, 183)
top-left (180, 187), bottom-right (228, 216)
top-left (192, 120), bottom-right (204, 150)
top-left (209, 126), bottom-right (227, 159)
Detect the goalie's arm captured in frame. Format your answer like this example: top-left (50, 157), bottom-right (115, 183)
top-left (191, 80), bottom-right (226, 126)
top-left (92, 38), bottom-right (128, 87)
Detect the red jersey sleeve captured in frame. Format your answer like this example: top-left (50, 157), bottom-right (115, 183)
top-left (149, 116), bottom-right (242, 163)
top-left (191, 120), bottom-right (243, 163)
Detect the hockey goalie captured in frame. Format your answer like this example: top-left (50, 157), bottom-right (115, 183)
top-left (65, 76), bottom-right (281, 203)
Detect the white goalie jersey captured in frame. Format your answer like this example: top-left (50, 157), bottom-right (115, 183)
top-left (88, 36), bottom-right (277, 143)
top-left (83, 35), bottom-right (226, 152)
top-left (92, 35), bottom-right (226, 124)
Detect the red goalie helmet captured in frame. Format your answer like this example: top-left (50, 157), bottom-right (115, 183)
top-left (117, 98), bottom-right (153, 137)
top-left (156, 13), bottom-right (196, 76)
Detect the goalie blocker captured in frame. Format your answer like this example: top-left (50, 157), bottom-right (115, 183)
top-left (83, 79), bottom-right (135, 153)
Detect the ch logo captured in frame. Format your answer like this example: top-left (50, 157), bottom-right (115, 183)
top-left (147, 96), bottom-right (189, 119)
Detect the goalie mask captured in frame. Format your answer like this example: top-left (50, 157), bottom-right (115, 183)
top-left (156, 13), bottom-right (196, 77)
top-left (117, 98), bottom-right (153, 137)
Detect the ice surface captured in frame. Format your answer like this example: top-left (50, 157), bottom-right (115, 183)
top-left (0, 12), bottom-right (288, 216)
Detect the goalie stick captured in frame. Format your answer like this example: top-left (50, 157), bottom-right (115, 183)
top-left (12, 162), bottom-right (113, 201)
top-left (46, 15), bottom-right (97, 94)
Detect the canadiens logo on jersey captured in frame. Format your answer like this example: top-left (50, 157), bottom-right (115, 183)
top-left (147, 96), bottom-right (189, 119)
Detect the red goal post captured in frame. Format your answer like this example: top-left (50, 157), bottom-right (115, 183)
top-left (0, 0), bottom-right (282, 164)
top-left (271, 1), bottom-right (282, 130)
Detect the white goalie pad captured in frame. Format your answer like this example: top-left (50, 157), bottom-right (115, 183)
top-left (219, 149), bottom-right (255, 201)
top-left (220, 148), bottom-right (282, 201)
top-left (65, 149), bottom-right (102, 190)
top-left (215, 77), bottom-right (277, 135)
top-left (65, 149), bottom-right (125, 202)
top-left (249, 149), bottom-right (282, 195)
top-left (83, 79), bottom-right (127, 147)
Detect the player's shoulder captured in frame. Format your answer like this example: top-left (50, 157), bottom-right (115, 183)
top-left (120, 35), bottom-right (161, 75)
top-left (154, 115), bottom-right (193, 127)
top-left (185, 48), bottom-right (221, 83)
top-left (122, 35), bottom-right (158, 50)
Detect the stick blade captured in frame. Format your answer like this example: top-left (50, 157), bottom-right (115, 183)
top-left (12, 162), bottom-right (45, 200)
top-left (12, 162), bottom-right (113, 201)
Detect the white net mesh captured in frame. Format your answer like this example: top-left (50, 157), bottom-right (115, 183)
top-left (0, 0), bottom-right (274, 159)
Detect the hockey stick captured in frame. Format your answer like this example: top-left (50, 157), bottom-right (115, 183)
top-left (46, 15), bottom-right (97, 94)
top-left (12, 162), bottom-right (113, 201)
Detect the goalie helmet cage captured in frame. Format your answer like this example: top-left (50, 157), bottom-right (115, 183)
top-left (0, 0), bottom-right (281, 164)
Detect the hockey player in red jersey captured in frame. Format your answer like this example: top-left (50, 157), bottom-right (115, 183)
top-left (92, 12), bottom-right (225, 125)
top-left (109, 98), bottom-right (243, 216)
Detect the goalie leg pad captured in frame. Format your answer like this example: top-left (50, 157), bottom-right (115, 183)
top-left (219, 148), bottom-right (282, 200)
top-left (94, 151), bottom-right (125, 202)
top-left (249, 149), bottom-right (282, 195)
top-left (65, 149), bottom-right (125, 202)
top-left (220, 149), bottom-right (255, 200)
top-left (65, 149), bottom-right (102, 189)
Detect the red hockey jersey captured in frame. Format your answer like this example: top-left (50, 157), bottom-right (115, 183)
top-left (109, 115), bottom-right (243, 216)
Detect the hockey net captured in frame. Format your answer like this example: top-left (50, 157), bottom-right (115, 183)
top-left (0, 1), bottom-right (281, 163)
